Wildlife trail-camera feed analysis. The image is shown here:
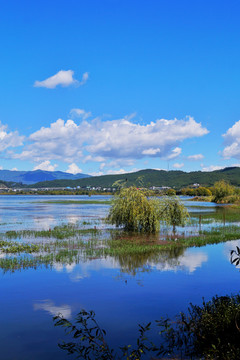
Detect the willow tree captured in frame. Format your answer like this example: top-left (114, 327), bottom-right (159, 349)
top-left (159, 196), bottom-right (189, 233)
top-left (107, 187), bottom-right (160, 233)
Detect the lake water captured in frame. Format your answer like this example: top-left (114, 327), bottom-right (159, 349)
top-left (0, 195), bottom-right (239, 359)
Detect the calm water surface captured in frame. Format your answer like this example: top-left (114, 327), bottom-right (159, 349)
top-left (0, 195), bottom-right (239, 359)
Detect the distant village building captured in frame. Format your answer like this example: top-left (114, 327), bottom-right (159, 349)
top-left (149, 186), bottom-right (171, 191)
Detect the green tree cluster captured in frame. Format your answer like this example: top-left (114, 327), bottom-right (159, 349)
top-left (181, 186), bottom-right (212, 196)
top-left (107, 187), bottom-right (189, 233)
top-left (212, 179), bottom-right (235, 202)
top-left (166, 188), bottom-right (176, 196)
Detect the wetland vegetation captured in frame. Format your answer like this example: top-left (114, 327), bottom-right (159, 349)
top-left (1, 193), bottom-right (240, 359)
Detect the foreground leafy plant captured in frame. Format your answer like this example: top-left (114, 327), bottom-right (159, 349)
top-left (54, 309), bottom-right (154, 360)
top-left (54, 294), bottom-right (240, 359)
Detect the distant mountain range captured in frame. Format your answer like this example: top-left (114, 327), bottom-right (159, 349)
top-left (25, 166), bottom-right (240, 189)
top-left (0, 170), bottom-right (91, 185)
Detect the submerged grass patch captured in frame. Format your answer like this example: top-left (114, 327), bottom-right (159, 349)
top-left (103, 225), bottom-right (240, 257)
top-left (5, 224), bottom-right (101, 240)
top-left (2, 218), bottom-right (240, 274)
top-left (0, 239), bottom-right (40, 254)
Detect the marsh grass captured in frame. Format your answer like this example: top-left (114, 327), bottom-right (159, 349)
top-left (2, 217), bottom-right (240, 274)
top-left (0, 239), bottom-right (40, 253)
top-left (5, 224), bottom-right (100, 240)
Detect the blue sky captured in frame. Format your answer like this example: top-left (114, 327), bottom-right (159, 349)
top-left (0, 0), bottom-right (240, 175)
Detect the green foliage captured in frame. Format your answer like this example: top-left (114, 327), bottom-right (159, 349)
top-left (166, 188), bottom-right (176, 196)
top-left (54, 309), bottom-right (154, 360)
top-left (196, 186), bottom-right (212, 196)
top-left (181, 186), bottom-right (212, 196)
top-left (0, 239), bottom-right (40, 253)
top-left (107, 187), bottom-right (160, 233)
top-left (54, 294), bottom-right (240, 359)
top-left (157, 294), bottom-right (240, 359)
top-left (159, 196), bottom-right (189, 231)
top-left (212, 179), bottom-right (235, 202)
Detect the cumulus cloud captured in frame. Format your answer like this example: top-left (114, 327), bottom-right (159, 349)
top-left (11, 115), bottom-right (208, 165)
top-left (173, 162), bottom-right (184, 169)
top-left (85, 116), bottom-right (207, 160)
top-left (222, 120), bottom-right (240, 159)
top-left (0, 122), bottom-right (24, 151)
top-left (34, 70), bottom-right (88, 89)
top-left (33, 160), bottom-right (58, 171)
top-left (187, 154), bottom-right (204, 161)
top-left (66, 163), bottom-right (82, 174)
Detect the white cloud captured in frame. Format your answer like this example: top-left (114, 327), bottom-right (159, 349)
top-left (99, 162), bottom-right (106, 170)
top-left (11, 167), bottom-right (18, 171)
top-left (85, 116), bottom-right (207, 160)
top-left (82, 155), bottom-right (105, 163)
top-left (187, 154), bottom-right (204, 161)
top-left (33, 160), bottom-right (58, 171)
top-left (0, 166), bottom-right (3, 170)
top-left (66, 163), bottom-right (82, 174)
top-left (167, 147), bottom-right (182, 160)
top-left (79, 72), bottom-right (89, 85)
top-left (106, 167), bottom-right (140, 175)
top-left (106, 168), bottom-right (127, 175)
top-left (142, 148), bottom-right (161, 155)
top-left (89, 171), bottom-right (104, 176)
top-left (34, 70), bottom-right (88, 89)
top-left (173, 162), bottom-right (184, 169)
top-left (69, 108), bottom-right (91, 119)
top-left (222, 120), bottom-right (240, 159)
top-left (201, 165), bottom-right (225, 172)
top-left (0, 122), bottom-right (24, 151)
top-left (11, 115), bottom-right (208, 165)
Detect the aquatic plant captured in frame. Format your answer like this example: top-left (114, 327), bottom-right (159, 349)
top-left (5, 224), bottom-right (100, 240)
top-left (0, 239), bottom-right (40, 254)
top-left (54, 309), bottom-right (153, 360)
top-left (54, 294), bottom-right (240, 359)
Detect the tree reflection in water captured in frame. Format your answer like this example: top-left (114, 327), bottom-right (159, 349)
top-left (53, 245), bottom-right (240, 360)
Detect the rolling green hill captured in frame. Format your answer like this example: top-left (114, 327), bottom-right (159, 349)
top-left (28, 167), bottom-right (240, 189)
